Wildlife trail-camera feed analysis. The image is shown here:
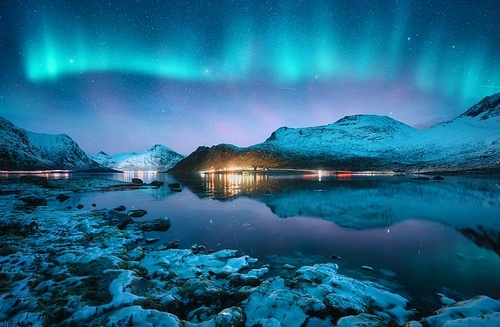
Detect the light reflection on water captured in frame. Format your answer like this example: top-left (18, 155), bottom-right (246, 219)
top-left (4, 171), bottom-right (500, 313)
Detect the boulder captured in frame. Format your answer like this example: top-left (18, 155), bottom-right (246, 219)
top-left (104, 210), bottom-right (133, 230)
top-left (56, 194), bottom-right (70, 202)
top-left (20, 196), bottom-right (47, 207)
top-left (214, 306), bottom-right (246, 327)
top-left (132, 178), bottom-right (143, 184)
top-left (111, 205), bottom-right (126, 212)
top-left (179, 279), bottom-right (226, 305)
top-left (166, 239), bottom-right (180, 249)
top-left (137, 217), bottom-right (171, 232)
top-left (150, 180), bottom-right (164, 187)
top-left (77, 204), bottom-right (84, 210)
top-left (128, 209), bottom-right (147, 218)
top-left (168, 183), bottom-right (180, 188)
top-left (145, 238), bottom-right (160, 244)
top-left (433, 175), bottom-right (445, 180)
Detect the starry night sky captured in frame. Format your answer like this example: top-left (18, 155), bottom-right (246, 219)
top-left (1, 0), bottom-right (499, 155)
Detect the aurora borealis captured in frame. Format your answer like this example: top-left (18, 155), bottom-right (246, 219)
top-left (1, 0), bottom-right (499, 155)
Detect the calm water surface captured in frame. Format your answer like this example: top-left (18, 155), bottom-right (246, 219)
top-left (6, 171), bottom-right (500, 313)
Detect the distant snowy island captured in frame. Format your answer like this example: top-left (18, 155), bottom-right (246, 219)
top-left (90, 145), bottom-right (185, 172)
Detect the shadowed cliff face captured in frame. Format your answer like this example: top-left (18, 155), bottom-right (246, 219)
top-left (169, 144), bottom-right (292, 173)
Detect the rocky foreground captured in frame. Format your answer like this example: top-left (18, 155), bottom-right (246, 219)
top-left (0, 177), bottom-right (499, 326)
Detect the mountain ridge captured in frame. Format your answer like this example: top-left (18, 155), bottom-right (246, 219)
top-left (91, 144), bottom-right (185, 171)
top-left (0, 116), bottom-right (105, 171)
top-left (170, 93), bottom-right (500, 173)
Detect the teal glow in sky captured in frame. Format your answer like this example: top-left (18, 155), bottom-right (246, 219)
top-left (1, 0), bottom-right (499, 154)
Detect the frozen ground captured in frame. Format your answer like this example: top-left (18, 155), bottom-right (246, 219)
top-left (0, 177), bottom-right (498, 326)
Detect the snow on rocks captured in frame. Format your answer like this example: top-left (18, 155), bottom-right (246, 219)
top-left (107, 306), bottom-right (181, 327)
top-left (412, 296), bottom-right (500, 327)
top-left (1, 177), bottom-right (499, 326)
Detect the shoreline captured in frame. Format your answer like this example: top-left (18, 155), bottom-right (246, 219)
top-left (0, 177), bottom-right (499, 326)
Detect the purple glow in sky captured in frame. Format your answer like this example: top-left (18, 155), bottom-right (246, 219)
top-left (1, 0), bottom-right (499, 155)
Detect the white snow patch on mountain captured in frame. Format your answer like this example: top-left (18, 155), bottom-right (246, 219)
top-left (92, 144), bottom-right (184, 171)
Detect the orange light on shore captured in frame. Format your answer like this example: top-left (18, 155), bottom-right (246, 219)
top-left (336, 171), bottom-right (352, 180)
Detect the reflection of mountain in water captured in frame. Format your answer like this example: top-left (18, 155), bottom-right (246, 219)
top-left (175, 172), bottom-right (500, 255)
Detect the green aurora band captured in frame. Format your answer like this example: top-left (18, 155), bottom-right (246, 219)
top-left (23, 0), bottom-right (499, 104)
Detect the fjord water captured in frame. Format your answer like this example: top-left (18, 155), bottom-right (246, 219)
top-left (23, 172), bottom-right (500, 311)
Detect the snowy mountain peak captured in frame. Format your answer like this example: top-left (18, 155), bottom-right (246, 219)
top-left (92, 144), bottom-right (185, 171)
top-left (460, 92), bottom-right (500, 121)
top-left (0, 116), bottom-right (104, 171)
top-left (147, 144), bottom-right (177, 153)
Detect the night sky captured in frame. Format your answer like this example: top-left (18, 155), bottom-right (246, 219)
top-left (1, 0), bottom-right (499, 155)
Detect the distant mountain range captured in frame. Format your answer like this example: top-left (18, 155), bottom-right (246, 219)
top-left (1, 92), bottom-right (499, 172)
top-left (171, 92), bottom-right (500, 173)
top-left (91, 145), bottom-right (185, 171)
top-left (0, 116), bottom-right (104, 171)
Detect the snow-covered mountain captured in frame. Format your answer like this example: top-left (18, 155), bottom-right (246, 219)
top-left (91, 144), bottom-right (184, 171)
top-left (0, 116), bottom-right (104, 171)
top-left (171, 93), bottom-right (500, 173)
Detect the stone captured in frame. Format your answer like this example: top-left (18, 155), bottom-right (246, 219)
top-left (104, 210), bottom-right (133, 230)
top-left (187, 306), bottom-right (217, 324)
top-left (168, 182), bottom-right (181, 188)
top-left (91, 203), bottom-right (96, 207)
top-left (137, 217), bottom-right (171, 232)
top-left (214, 306), bottom-right (246, 327)
top-left (77, 204), bottom-right (84, 210)
top-left (163, 297), bottom-right (187, 318)
top-left (170, 187), bottom-right (182, 192)
top-left (166, 239), bottom-right (180, 249)
top-left (128, 209), bottom-right (148, 218)
top-left (336, 313), bottom-right (387, 327)
top-left (145, 238), bottom-right (160, 244)
top-left (229, 274), bottom-right (261, 287)
top-left (111, 205), bottom-right (126, 212)
top-left (129, 277), bottom-right (150, 296)
top-left (433, 175), bottom-right (445, 180)
top-left (330, 254), bottom-right (343, 260)
top-left (150, 180), bottom-right (164, 187)
top-left (20, 196), bottom-right (47, 207)
top-left (132, 178), bottom-right (143, 184)
top-left (56, 194), bottom-right (70, 202)
top-left (191, 244), bottom-right (206, 254)
top-left (179, 279), bottom-right (226, 305)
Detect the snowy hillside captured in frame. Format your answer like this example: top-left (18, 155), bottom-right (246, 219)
top-left (0, 116), bottom-right (104, 171)
top-left (25, 130), bottom-right (103, 171)
top-left (171, 93), bottom-right (500, 173)
top-left (92, 144), bottom-right (184, 171)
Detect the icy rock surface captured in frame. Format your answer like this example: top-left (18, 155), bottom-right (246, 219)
top-left (415, 296), bottom-right (500, 327)
top-left (1, 177), bottom-right (499, 326)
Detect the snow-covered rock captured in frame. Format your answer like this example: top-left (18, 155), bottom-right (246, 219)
top-left (92, 144), bottom-right (184, 171)
top-left (1, 177), bottom-right (498, 326)
top-left (0, 116), bottom-right (105, 171)
top-left (414, 295), bottom-right (500, 327)
top-left (171, 92), bottom-right (500, 173)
